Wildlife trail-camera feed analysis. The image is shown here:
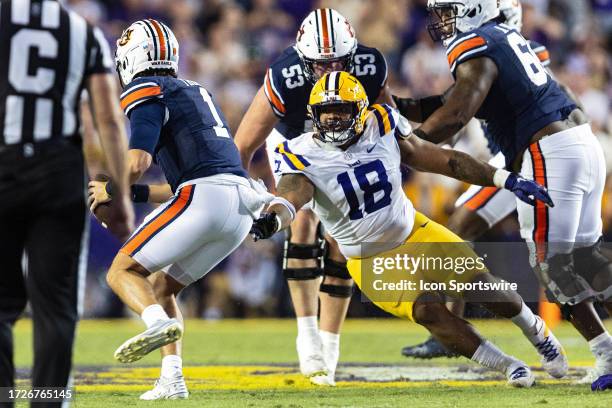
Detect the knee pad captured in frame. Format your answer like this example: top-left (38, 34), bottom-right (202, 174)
top-left (282, 226), bottom-right (325, 281)
top-left (544, 253), bottom-right (592, 305)
top-left (574, 238), bottom-right (612, 301)
top-left (319, 256), bottom-right (353, 298)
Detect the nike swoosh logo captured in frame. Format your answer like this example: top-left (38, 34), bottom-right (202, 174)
top-left (366, 144), bottom-right (377, 153)
top-left (421, 222), bottom-right (429, 228)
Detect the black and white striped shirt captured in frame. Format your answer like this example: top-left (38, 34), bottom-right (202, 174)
top-left (0, 0), bottom-right (112, 148)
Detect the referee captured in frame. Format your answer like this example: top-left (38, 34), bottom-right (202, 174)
top-left (0, 0), bottom-right (134, 406)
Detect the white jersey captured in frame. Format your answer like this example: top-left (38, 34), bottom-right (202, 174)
top-left (275, 104), bottom-right (415, 258)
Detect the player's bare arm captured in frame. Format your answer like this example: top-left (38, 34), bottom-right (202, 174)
top-left (397, 134), bottom-right (553, 208)
top-left (417, 58), bottom-right (497, 143)
top-left (128, 149), bottom-right (153, 183)
top-left (234, 86), bottom-right (278, 163)
top-left (251, 173), bottom-right (314, 241)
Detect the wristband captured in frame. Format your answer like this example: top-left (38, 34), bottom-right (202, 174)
top-left (269, 197), bottom-right (296, 221)
top-left (130, 184), bottom-right (150, 203)
top-left (493, 168), bottom-right (511, 189)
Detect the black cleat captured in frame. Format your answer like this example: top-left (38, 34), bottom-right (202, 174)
top-left (401, 337), bottom-right (460, 359)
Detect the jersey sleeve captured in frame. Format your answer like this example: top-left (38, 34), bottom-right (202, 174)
top-left (274, 140), bottom-right (312, 176)
top-left (446, 33), bottom-right (489, 73)
top-left (85, 26), bottom-right (114, 76)
top-left (120, 78), bottom-right (164, 116)
top-left (529, 40), bottom-right (551, 67)
top-left (263, 68), bottom-right (287, 118)
top-left (367, 104), bottom-right (400, 138)
top-left (128, 100), bottom-right (165, 154)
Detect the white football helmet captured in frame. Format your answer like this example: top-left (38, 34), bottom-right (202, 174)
top-left (295, 8), bottom-right (358, 83)
top-left (427, 0), bottom-right (500, 41)
top-left (115, 19), bottom-right (179, 87)
top-left (499, 0), bottom-right (523, 31)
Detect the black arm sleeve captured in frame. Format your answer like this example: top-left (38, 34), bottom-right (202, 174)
top-left (392, 95), bottom-right (445, 123)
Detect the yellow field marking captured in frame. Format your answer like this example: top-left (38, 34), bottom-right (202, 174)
top-left (74, 365), bottom-right (579, 393)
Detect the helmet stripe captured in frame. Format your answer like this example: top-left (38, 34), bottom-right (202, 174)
top-left (140, 20), bottom-right (158, 61)
top-left (160, 22), bottom-right (173, 60)
top-left (324, 73), bottom-right (331, 93)
top-left (320, 8), bottom-right (330, 49)
top-left (327, 8), bottom-right (335, 50)
top-left (314, 10), bottom-right (322, 49)
top-left (149, 19), bottom-right (167, 60)
top-left (333, 71), bottom-right (341, 95)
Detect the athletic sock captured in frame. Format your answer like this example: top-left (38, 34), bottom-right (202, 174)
top-left (589, 331), bottom-right (612, 360)
top-left (510, 302), bottom-right (540, 343)
top-left (471, 340), bottom-right (519, 373)
top-left (161, 355), bottom-right (183, 378)
top-left (296, 316), bottom-right (319, 339)
top-left (141, 304), bottom-right (170, 329)
top-left (320, 330), bottom-right (340, 372)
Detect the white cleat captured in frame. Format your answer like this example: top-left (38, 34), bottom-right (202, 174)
top-left (139, 375), bottom-right (189, 400)
top-left (310, 372), bottom-right (336, 386)
top-left (506, 362), bottom-right (535, 388)
top-left (576, 352), bottom-right (612, 384)
top-left (533, 317), bottom-right (568, 378)
top-left (114, 318), bottom-right (183, 363)
top-left (296, 336), bottom-right (328, 378)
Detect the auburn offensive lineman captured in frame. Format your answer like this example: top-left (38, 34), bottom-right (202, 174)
top-left (251, 71), bottom-right (568, 388)
top-left (88, 20), bottom-right (272, 399)
top-left (399, 0), bottom-right (571, 360)
top-left (234, 8), bottom-right (392, 385)
top-left (394, 0), bottom-right (612, 391)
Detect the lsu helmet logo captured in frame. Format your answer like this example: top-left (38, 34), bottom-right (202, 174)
top-left (118, 28), bottom-right (133, 46)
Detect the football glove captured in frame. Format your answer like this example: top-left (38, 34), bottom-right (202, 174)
top-left (250, 212), bottom-right (280, 241)
top-left (505, 172), bottom-right (554, 207)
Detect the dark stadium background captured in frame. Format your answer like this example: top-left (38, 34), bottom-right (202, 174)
top-left (69, 0), bottom-right (612, 319)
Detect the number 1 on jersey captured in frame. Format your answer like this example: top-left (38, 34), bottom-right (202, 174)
top-left (337, 160), bottom-right (392, 220)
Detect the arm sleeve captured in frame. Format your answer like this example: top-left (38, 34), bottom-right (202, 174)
top-left (128, 101), bottom-right (165, 154)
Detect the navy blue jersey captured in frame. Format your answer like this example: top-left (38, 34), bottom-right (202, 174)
top-left (483, 39), bottom-right (552, 155)
top-left (264, 44), bottom-right (388, 139)
top-left (120, 76), bottom-right (246, 191)
top-left (446, 22), bottom-right (576, 167)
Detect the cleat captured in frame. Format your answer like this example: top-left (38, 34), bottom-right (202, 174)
top-left (506, 362), bottom-right (535, 388)
top-left (591, 374), bottom-right (612, 391)
top-left (140, 375), bottom-right (189, 400)
top-left (401, 337), bottom-right (460, 359)
top-left (114, 318), bottom-right (183, 364)
top-left (533, 317), bottom-right (568, 378)
top-left (578, 349), bottom-right (612, 385)
top-left (310, 373), bottom-right (336, 386)
top-left (296, 335), bottom-right (328, 378)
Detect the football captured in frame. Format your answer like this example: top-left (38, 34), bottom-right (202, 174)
top-left (92, 173), bottom-right (113, 228)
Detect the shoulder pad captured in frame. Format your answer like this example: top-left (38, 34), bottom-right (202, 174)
top-left (529, 40), bottom-right (551, 67)
top-left (120, 78), bottom-right (163, 115)
top-left (446, 33), bottom-right (488, 72)
top-left (274, 140), bottom-right (311, 171)
top-left (367, 104), bottom-right (398, 137)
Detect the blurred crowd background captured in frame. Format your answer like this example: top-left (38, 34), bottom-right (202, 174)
top-left (70, 0), bottom-right (612, 318)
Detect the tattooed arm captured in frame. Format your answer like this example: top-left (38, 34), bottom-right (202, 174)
top-left (397, 134), bottom-right (554, 207)
top-left (397, 134), bottom-right (495, 185)
top-left (267, 173), bottom-right (315, 230)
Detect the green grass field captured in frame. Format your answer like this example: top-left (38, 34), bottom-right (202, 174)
top-left (12, 318), bottom-right (612, 407)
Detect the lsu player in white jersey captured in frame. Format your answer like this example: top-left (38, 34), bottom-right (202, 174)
top-left (251, 71), bottom-right (569, 387)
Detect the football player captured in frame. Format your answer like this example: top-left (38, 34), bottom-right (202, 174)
top-left (398, 0), bottom-right (570, 360)
top-left (234, 8), bottom-right (393, 385)
top-left (251, 71), bottom-right (568, 387)
top-left (394, 0), bottom-right (612, 390)
top-left (88, 20), bottom-right (272, 399)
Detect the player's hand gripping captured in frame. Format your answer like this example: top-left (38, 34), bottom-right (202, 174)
top-left (503, 172), bottom-right (555, 207)
top-left (88, 179), bottom-right (112, 212)
top-left (250, 212), bottom-right (280, 241)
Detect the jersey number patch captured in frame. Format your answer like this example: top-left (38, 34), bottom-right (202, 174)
top-left (281, 64), bottom-right (305, 89)
top-left (507, 32), bottom-right (548, 87)
top-left (337, 159), bottom-right (392, 220)
top-left (354, 54), bottom-right (377, 76)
